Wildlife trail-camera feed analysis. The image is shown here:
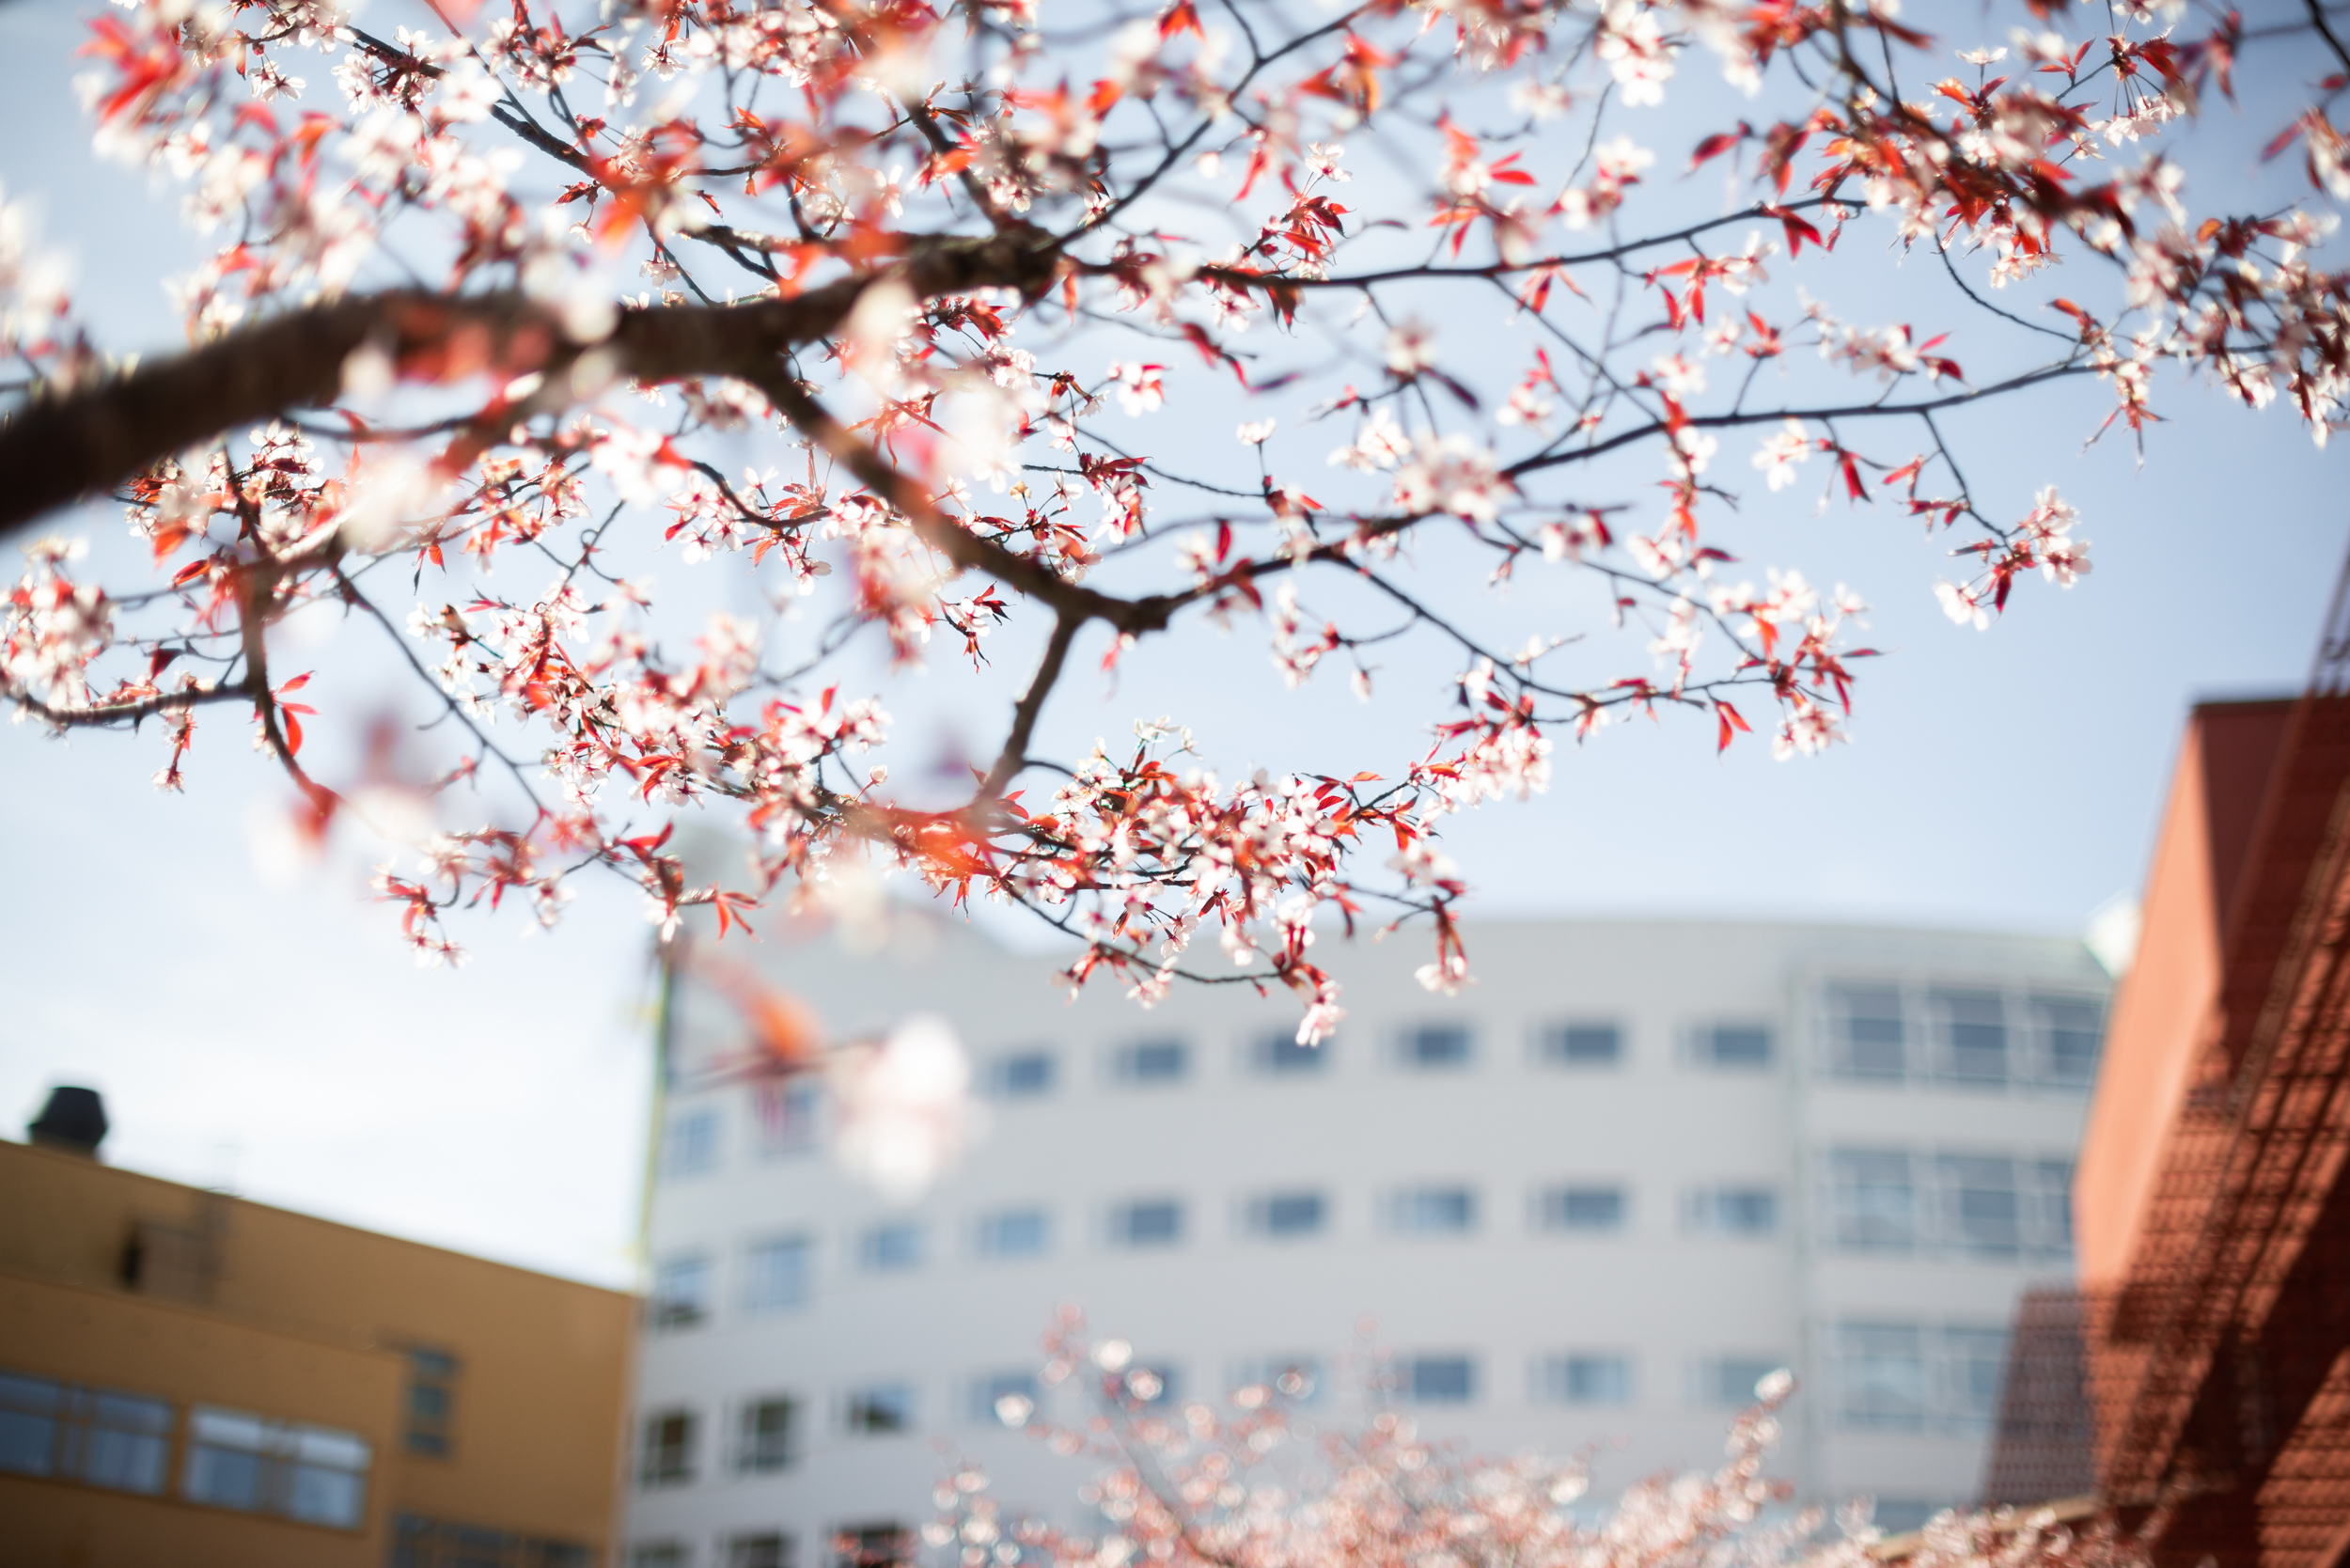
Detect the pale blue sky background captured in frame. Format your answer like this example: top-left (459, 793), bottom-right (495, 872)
top-left (0, 0), bottom-right (2342, 1286)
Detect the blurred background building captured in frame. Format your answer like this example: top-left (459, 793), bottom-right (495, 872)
top-left (1983, 691), bottom-right (2350, 1568)
top-left (0, 1091), bottom-right (636, 1568)
top-left (626, 913), bottom-right (2111, 1568)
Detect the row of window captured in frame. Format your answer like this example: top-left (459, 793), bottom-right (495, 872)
top-left (390, 1511), bottom-right (592, 1568)
top-left (1823, 986), bottom-right (2100, 1090)
top-left (650, 1145), bottom-right (2072, 1328)
top-left (0, 1369), bottom-right (371, 1529)
top-left (633, 1348), bottom-right (1801, 1490)
top-left (633, 1526), bottom-right (903, 1568)
top-left (662, 988), bottom-right (2102, 1182)
top-left (1825, 1151), bottom-right (2075, 1259)
top-left (983, 1018), bottom-right (1762, 1095)
top-left (649, 1180), bottom-right (1783, 1327)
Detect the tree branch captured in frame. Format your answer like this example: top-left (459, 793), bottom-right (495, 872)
top-left (0, 227), bottom-right (1065, 539)
top-left (979, 611), bottom-right (1080, 801)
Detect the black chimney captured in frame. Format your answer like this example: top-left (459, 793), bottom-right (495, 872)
top-left (29, 1087), bottom-right (108, 1157)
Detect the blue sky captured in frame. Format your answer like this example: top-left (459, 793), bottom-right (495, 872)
top-left (1, 0), bottom-right (2342, 1285)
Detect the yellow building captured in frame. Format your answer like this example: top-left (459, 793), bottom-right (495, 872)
top-left (0, 1090), bottom-right (636, 1568)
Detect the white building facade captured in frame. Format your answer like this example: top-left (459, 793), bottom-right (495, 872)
top-left (626, 915), bottom-right (2109, 1568)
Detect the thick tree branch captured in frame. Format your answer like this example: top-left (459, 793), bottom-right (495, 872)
top-left (0, 227), bottom-right (1064, 539)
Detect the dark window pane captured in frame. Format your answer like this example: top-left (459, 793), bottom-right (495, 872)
top-left (80, 1423), bottom-right (168, 1494)
top-left (844, 1388), bottom-right (913, 1435)
top-left (0, 1408), bottom-right (57, 1477)
top-left (185, 1444), bottom-right (266, 1511)
top-left (1121, 1042), bottom-right (1187, 1083)
top-left (743, 1398), bottom-right (796, 1471)
top-left (1938, 1155), bottom-right (2021, 1256)
top-left (1934, 991), bottom-right (2009, 1085)
top-left (1405, 1356), bottom-right (1474, 1403)
top-left (2034, 997), bottom-right (2103, 1087)
top-left (1709, 1188), bottom-right (1777, 1234)
top-left (1396, 1187), bottom-right (1476, 1233)
top-left (1543, 1023), bottom-right (1622, 1065)
top-left (1256, 1192), bottom-right (1325, 1237)
top-left (1839, 1325), bottom-right (1926, 1429)
top-left (1827, 985), bottom-right (1907, 1078)
top-left (1404, 1026), bottom-right (1472, 1068)
top-left (1542, 1185), bottom-right (1625, 1231)
top-left (1541, 1355), bottom-right (1631, 1405)
top-left (1704, 1026), bottom-right (1773, 1067)
top-left (992, 1053), bottom-right (1056, 1098)
top-left (1258, 1033), bottom-right (1327, 1074)
top-left (979, 1210), bottom-right (1049, 1258)
top-left (1116, 1200), bottom-right (1183, 1246)
top-left (1831, 1150), bottom-right (1915, 1249)
top-left (730, 1534), bottom-right (791, 1568)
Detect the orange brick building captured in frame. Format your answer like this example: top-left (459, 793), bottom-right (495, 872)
top-left (2058, 694), bottom-right (2350, 1566)
top-left (0, 1094), bottom-right (636, 1568)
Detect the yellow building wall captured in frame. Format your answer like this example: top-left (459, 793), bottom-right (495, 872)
top-left (0, 1271), bottom-right (402, 1568)
top-left (0, 1138), bottom-right (637, 1566)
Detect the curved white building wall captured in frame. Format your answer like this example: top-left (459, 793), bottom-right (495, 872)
top-left (626, 916), bottom-right (2108, 1568)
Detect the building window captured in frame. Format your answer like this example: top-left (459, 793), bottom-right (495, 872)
top-left (754, 1081), bottom-right (822, 1157)
top-left (394, 1513), bottom-right (592, 1568)
top-left (1694, 1023), bottom-right (1773, 1068)
top-left (988, 1051), bottom-right (1058, 1099)
top-left (743, 1237), bottom-right (813, 1314)
top-left (1686, 1186), bottom-right (1777, 1235)
top-left (402, 1347), bottom-right (460, 1459)
top-left (650, 1254), bottom-right (714, 1330)
top-left (1935, 1156), bottom-right (2021, 1258)
top-left (1390, 1184), bottom-right (1477, 1234)
top-left (1230, 1356), bottom-right (1321, 1404)
top-left (0, 1372), bottom-right (173, 1496)
top-left (970, 1372), bottom-right (1040, 1427)
top-left (833, 1524), bottom-right (912, 1568)
top-left (1943, 1327), bottom-right (2012, 1428)
top-left (1115, 1040), bottom-right (1189, 1085)
top-left (2032, 996), bottom-right (2104, 1088)
top-left (1536, 1184), bottom-right (1625, 1233)
top-left (728, 1535), bottom-right (793, 1568)
top-left (1929, 990), bottom-right (2010, 1086)
top-left (638, 1409), bottom-right (697, 1487)
top-left (1399, 1024), bottom-right (1473, 1069)
top-left (183, 1406), bottom-right (372, 1527)
top-left (1695, 1358), bottom-right (1786, 1409)
top-left (976, 1208), bottom-right (1051, 1259)
top-left (1837, 1323), bottom-right (1928, 1429)
top-left (664, 1106), bottom-right (722, 1179)
top-left (841, 1386), bottom-right (915, 1436)
top-left (1825, 984), bottom-right (1908, 1080)
top-left (2029, 1159), bottom-right (2076, 1256)
top-left (1537, 1021), bottom-right (1623, 1066)
top-left (1108, 1198), bottom-right (1184, 1247)
top-left (858, 1221), bottom-right (924, 1274)
top-left (1828, 1150), bottom-right (1916, 1251)
top-left (1534, 1354), bottom-right (1634, 1406)
top-left (1255, 1031), bottom-right (1329, 1074)
top-left (631, 1546), bottom-right (687, 1568)
top-left (736, 1397), bottom-right (797, 1474)
top-left (1247, 1190), bottom-right (1327, 1239)
top-left (1399, 1355), bottom-right (1475, 1404)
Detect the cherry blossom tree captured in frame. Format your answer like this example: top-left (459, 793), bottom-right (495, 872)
top-left (3, 0), bottom-right (2345, 1036)
top-left (919, 1316), bottom-right (2153, 1568)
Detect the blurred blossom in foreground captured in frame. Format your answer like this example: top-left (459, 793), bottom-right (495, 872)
top-left (829, 1014), bottom-right (971, 1200)
top-left (935, 1317), bottom-right (2152, 1568)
